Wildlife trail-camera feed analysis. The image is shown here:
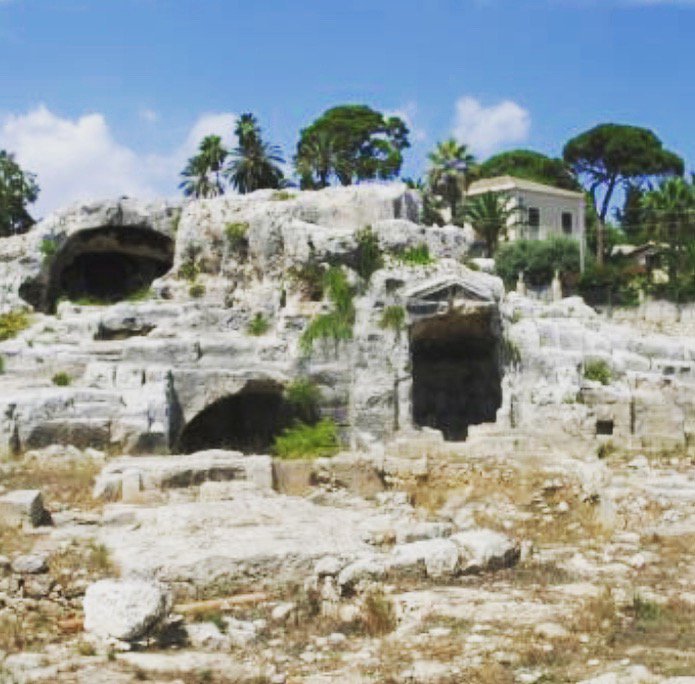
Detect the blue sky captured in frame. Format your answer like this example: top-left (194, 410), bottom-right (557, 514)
top-left (0, 0), bottom-right (693, 216)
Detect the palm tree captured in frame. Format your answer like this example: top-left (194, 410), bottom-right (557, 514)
top-left (463, 191), bottom-right (518, 257)
top-left (199, 135), bottom-right (228, 194)
top-left (225, 113), bottom-right (285, 194)
top-left (179, 135), bottom-right (228, 199)
top-left (426, 139), bottom-right (477, 222)
top-left (295, 130), bottom-right (346, 189)
top-left (641, 176), bottom-right (695, 285)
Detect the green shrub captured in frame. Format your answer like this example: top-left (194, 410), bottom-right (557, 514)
top-left (584, 359), bottom-right (611, 385)
top-left (52, 372), bottom-right (71, 387)
top-left (188, 283), bottom-right (206, 299)
top-left (300, 267), bottom-right (355, 354)
top-left (285, 378), bottom-right (321, 423)
top-left (273, 418), bottom-right (339, 460)
top-left (0, 311), bottom-right (30, 341)
top-left (224, 222), bottom-right (249, 255)
top-left (355, 225), bottom-right (383, 282)
top-left (397, 244), bottom-right (434, 266)
top-left (247, 312), bottom-right (270, 336)
top-left (379, 305), bottom-right (405, 334)
top-left (496, 237), bottom-right (580, 288)
top-left (0, 356), bottom-right (4, 374)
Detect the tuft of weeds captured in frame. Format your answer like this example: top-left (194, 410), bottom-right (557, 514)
top-left (51, 371), bottom-right (72, 386)
top-left (396, 243), bottom-right (434, 266)
top-left (189, 283), bottom-right (206, 299)
top-left (379, 305), bottom-right (406, 335)
top-left (247, 312), bottom-right (270, 336)
top-left (193, 610), bottom-right (227, 633)
top-left (355, 225), bottom-right (384, 282)
top-left (0, 310), bottom-right (31, 341)
top-left (224, 222), bottom-right (249, 258)
top-left (271, 190), bottom-right (295, 201)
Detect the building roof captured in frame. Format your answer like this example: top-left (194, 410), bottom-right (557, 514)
top-left (466, 175), bottom-right (585, 200)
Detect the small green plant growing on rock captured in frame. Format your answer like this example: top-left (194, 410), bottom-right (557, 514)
top-left (584, 359), bottom-right (612, 385)
top-left (224, 221), bottom-right (249, 257)
top-left (285, 378), bottom-right (321, 423)
top-left (397, 243), bottom-right (434, 266)
top-left (288, 259), bottom-right (325, 301)
top-left (301, 267), bottom-right (355, 354)
top-left (273, 418), bottom-right (339, 460)
top-left (39, 237), bottom-right (59, 263)
top-left (0, 311), bottom-right (30, 341)
top-left (355, 225), bottom-right (383, 282)
top-left (179, 242), bottom-right (202, 281)
top-left (379, 305), bottom-right (405, 335)
top-left (188, 283), bottom-right (206, 299)
top-left (247, 312), bottom-right (270, 336)
top-left (271, 190), bottom-right (295, 201)
top-left (52, 372), bottom-right (71, 386)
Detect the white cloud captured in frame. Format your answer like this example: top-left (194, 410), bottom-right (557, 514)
top-left (139, 108), bottom-right (159, 124)
top-left (0, 106), bottom-right (237, 217)
top-left (452, 96), bottom-right (530, 157)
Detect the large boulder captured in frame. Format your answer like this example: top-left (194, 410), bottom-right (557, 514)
top-left (83, 579), bottom-right (170, 641)
top-left (389, 539), bottom-right (460, 578)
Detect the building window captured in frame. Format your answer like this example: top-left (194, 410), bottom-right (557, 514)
top-left (527, 207), bottom-right (540, 238)
top-left (562, 212), bottom-right (573, 235)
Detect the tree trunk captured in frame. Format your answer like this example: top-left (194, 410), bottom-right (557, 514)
top-left (596, 219), bottom-right (605, 266)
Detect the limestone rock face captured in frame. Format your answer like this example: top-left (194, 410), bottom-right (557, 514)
top-left (83, 579), bottom-right (170, 641)
top-left (0, 182), bottom-right (692, 457)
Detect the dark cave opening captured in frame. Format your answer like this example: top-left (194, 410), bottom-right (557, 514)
top-left (58, 250), bottom-right (170, 304)
top-left (411, 310), bottom-right (502, 441)
top-left (20, 225), bottom-right (175, 313)
top-left (177, 387), bottom-right (297, 455)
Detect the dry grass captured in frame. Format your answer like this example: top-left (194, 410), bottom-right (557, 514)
top-left (0, 521), bottom-right (37, 555)
top-left (49, 539), bottom-right (117, 580)
top-left (361, 588), bottom-right (397, 637)
top-left (0, 456), bottom-right (101, 510)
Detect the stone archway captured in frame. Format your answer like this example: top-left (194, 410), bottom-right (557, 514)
top-left (20, 225), bottom-right (174, 313)
top-left (176, 381), bottom-right (297, 455)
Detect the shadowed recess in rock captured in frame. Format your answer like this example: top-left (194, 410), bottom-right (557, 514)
top-left (177, 388), bottom-right (298, 455)
top-left (411, 310), bottom-right (502, 440)
top-left (20, 225), bottom-right (174, 313)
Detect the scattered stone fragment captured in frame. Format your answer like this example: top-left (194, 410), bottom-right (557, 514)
top-left (11, 553), bottom-right (48, 574)
top-left (0, 490), bottom-right (48, 527)
top-left (83, 579), bottom-right (170, 641)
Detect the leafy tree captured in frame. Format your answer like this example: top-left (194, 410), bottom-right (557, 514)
top-left (426, 139), bottom-right (476, 222)
top-left (0, 151), bottom-right (39, 237)
top-left (462, 191), bottom-right (518, 257)
top-left (640, 176), bottom-right (695, 297)
top-left (563, 124), bottom-right (683, 263)
top-left (478, 149), bottom-right (580, 191)
top-left (615, 184), bottom-right (645, 242)
top-left (295, 105), bottom-right (410, 189)
top-left (496, 237), bottom-right (581, 288)
top-left (226, 113), bottom-right (285, 194)
top-left (179, 135), bottom-right (228, 198)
